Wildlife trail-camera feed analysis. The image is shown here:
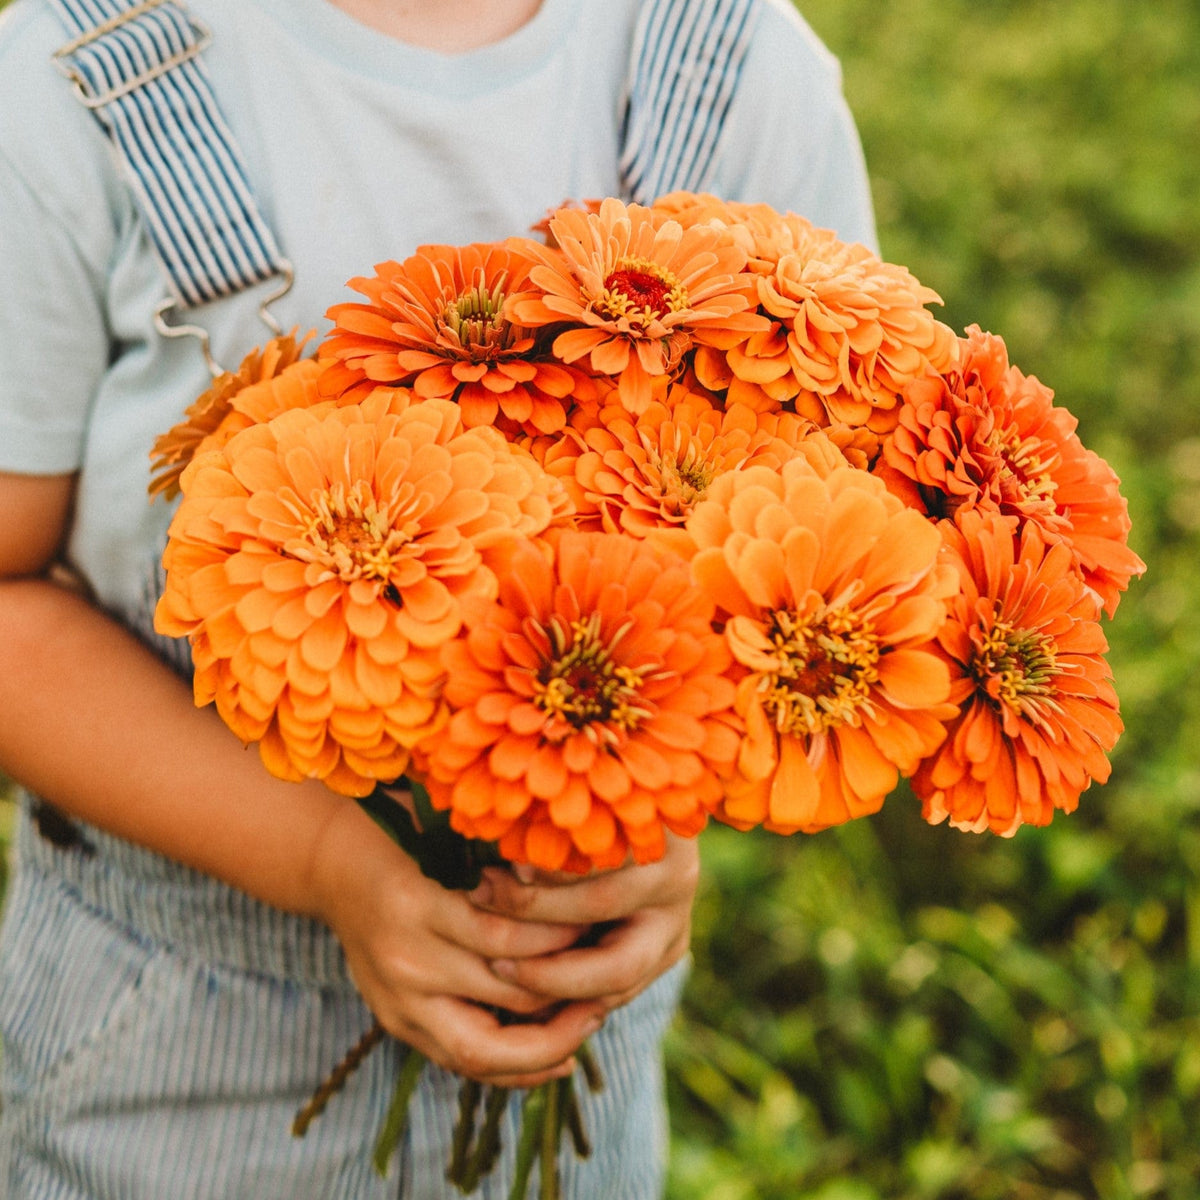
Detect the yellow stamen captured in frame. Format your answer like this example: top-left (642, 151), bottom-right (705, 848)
top-left (532, 612), bottom-right (657, 740)
top-left (595, 257), bottom-right (688, 330)
top-left (637, 426), bottom-right (715, 514)
top-left (973, 620), bottom-right (1060, 721)
top-left (755, 606), bottom-right (881, 736)
top-left (992, 428), bottom-right (1058, 510)
top-left (438, 273), bottom-right (519, 356)
top-left (287, 481), bottom-right (418, 587)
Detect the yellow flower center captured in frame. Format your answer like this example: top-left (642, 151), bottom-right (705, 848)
top-left (438, 276), bottom-right (518, 357)
top-left (289, 480), bottom-right (417, 587)
top-left (596, 257), bottom-right (688, 330)
top-left (991, 428), bottom-right (1058, 512)
top-left (533, 612), bottom-right (655, 741)
top-left (755, 606), bottom-right (881, 736)
top-left (972, 619), bottom-right (1059, 719)
top-left (639, 427), bottom-right (716, 516)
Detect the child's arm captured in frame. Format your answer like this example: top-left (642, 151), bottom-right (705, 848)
top-left (0, 469), bottom-right (605, 1088)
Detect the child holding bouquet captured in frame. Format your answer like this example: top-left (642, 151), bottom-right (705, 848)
top-left (0, 0), bottom-right (876, 1195)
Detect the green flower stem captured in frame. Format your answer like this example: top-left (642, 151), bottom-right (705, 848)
top-left (507, 1086), bottom-right (547, 1200)
top-left (539, 1075), bottom-right (561, 1200)
top-left (577, 1042), bottom-right (605, 1094)
top-left (456, 1085), bottom-right (510, 1193)
top-left (448, 1078), bottom-right (483, 1186)
top-left (372, 1048), bottom-right (427, 1177)
top-left (561, 1073), bottom-right (591, 1159)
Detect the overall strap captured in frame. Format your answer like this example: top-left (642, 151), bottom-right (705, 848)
top-left (619, 0), bottom-right (760, 205)
top-left (48, 0), bottom-right (291, 323)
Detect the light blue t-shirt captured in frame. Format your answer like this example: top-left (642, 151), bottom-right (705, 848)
top-left (0, 0), bottom-right (877, 637)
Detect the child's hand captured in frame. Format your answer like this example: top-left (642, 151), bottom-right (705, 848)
top-left (467, 833), bottom-right (701, 1014)
top-left (309, 801), bottom-right (606, 1089)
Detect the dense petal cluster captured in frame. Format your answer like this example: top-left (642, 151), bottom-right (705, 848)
top-left (880, 326), bottom-right (1146, 614)
top-left (912, 511), bottom-right (1122, 834)
top-left (155, 396), bottom-right (565, 795)
top-left (662, 198), bottom-right (957, 438)
top-left (319, 243), bottom-right (586, 436)
top-left (506, 197), bottom-right (764, 414)
top-left (149, 190), bottom-right (1141, 867)
top-left (419, 532), bottom-right (741, 872)
top-left (658, 460), bottom-right (957, 834)
top-left (651, 192), bottom-right (820, 277)
top-left (534, 385), bottom-right (828, 537)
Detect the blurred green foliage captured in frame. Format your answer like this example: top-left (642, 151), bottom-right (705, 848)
top-left (2, 0), bottom-right (1198, 1197)
top-left (667, 3), bottom-right (1200, 1198)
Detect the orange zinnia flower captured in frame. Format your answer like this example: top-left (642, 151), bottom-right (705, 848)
top-left (661, 460), bottom-right (957, 834)
top-left (155, 395), bottom-right (566, 796)
top-left (417, 532), bottom-right (741, 873)
top-left (149, 332), bottom-right (318, 500)
top-left (689, 213), bottom-right (957, 432)
top-left (553, 385), bottom-right (832, 537)
top-left (879, 326), bottom-right (1146, 615)
top-left (506, 197), bottom-right (764, 415)
top-left (318, 242), bottom-right (585, 436)
top-left (652, 192), bottom-right (817, 278)
top-left (912, 511), bottom-right (1123, 836)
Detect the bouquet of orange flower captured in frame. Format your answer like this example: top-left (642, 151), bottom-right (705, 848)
top-left (149, 194), bottom-right (1144, 1197)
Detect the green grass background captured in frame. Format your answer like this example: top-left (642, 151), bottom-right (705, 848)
top-left (2, 2), bottom-right (1198, 1198)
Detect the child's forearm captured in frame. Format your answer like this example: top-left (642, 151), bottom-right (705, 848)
top-left (0, 575), bottom-right (343, 917)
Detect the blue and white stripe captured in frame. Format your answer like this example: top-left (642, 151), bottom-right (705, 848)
top-left (0, 803), bottom-right (685, 1198)
top-left (48, 0), bottom-right (289, 309)
top-left (620, 0), bottom-right (760, 205)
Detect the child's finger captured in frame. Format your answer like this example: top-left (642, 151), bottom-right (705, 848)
top-left (399, 996), bottom-right (607, 1085)
top-left (486, 911), bottom-right (688, 1010)
top-left (436, 895), bottom-right (589, 959)
top-left (469, 834), bottom-right (699, 926)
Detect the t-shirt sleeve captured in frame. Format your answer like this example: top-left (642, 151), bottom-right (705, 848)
top-left (0, 0), bottom-right (117, 478)
top-left (0, 146), bottom-right (111, 476)
top-left (708, 0), bottom-right (879, 252)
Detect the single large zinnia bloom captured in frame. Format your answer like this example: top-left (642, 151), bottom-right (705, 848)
top-left (658, 460), bottom-right (957, 834)
top-left (319, 242), bottom-right (586, 436)
top-left (879, 326), bottom-right (1146, 615)
top-left (155, 395), bottom-right (566, 795)
top-left (416, 531), bottom-right (742, 873)
top-left (506, 197), bottom-right (764, 415)
top-left (912, 510), bottom-right (1123, 835)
